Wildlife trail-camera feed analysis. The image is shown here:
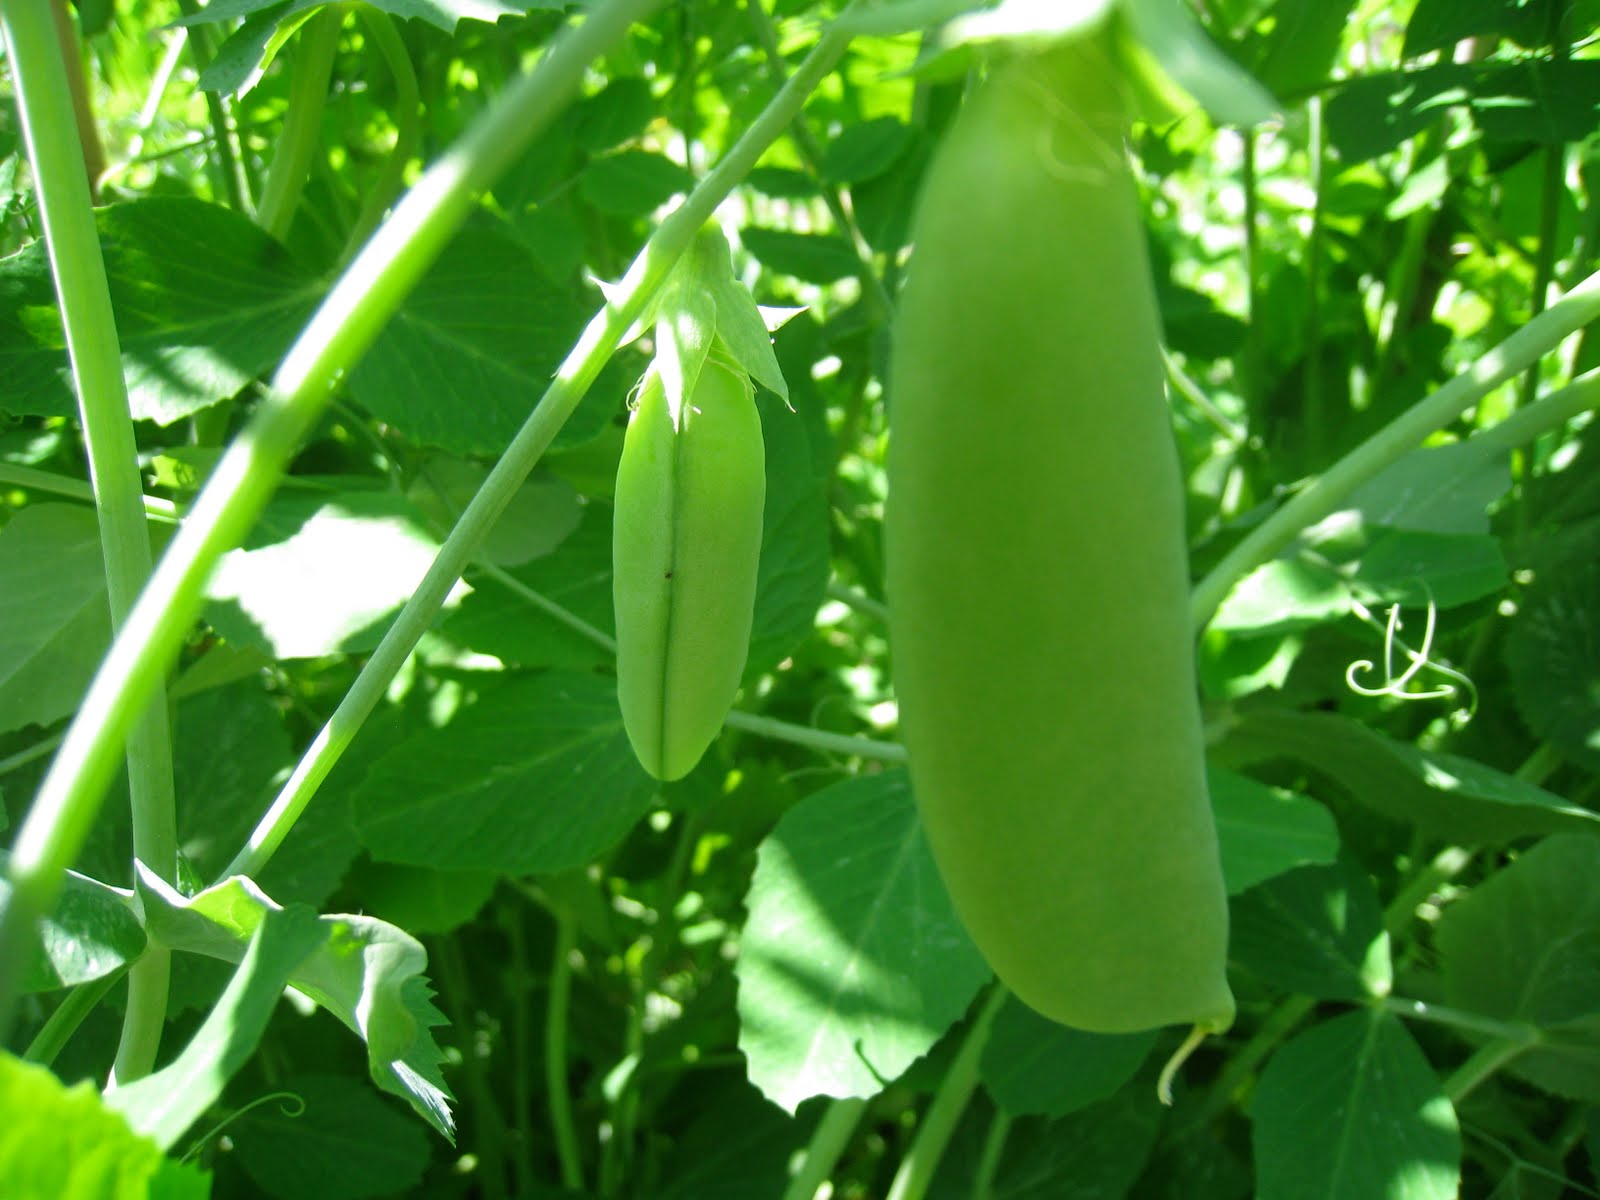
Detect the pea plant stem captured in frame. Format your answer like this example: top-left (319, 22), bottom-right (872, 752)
top-left (222, 14), bottom-right (861, 883)
top-left (254, 6), bottom-right (343, 241)
top-left (782, 1097), bottom-right (869, 1200)
top-left (1190, 268), bottom-right (1600, 634)
top-left (0, 463), bottom-right (181, 522)
top-left (885, 984), bottom-right (1008, 1200)
top-left (546, 912), bottom-right (585, 1193)
top-left (343, 8), bottom-right (422, 257)
top-left (0, 0), bottom-right (661, 1039)
top-left (0, 0), bottom-right (179, 1079)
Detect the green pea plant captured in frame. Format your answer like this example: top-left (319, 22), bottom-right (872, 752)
top-left (0, 0), bottom-right (1598, 1196)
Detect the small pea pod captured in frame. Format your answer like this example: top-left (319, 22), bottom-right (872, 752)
top-left (613, 355), bottom-right (765, 781)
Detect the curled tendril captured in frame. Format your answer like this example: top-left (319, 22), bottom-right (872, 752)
top-left (1344, 595), bottom-right (1478, 716)
top-left (178, 1090), bottom-right (308, 1163)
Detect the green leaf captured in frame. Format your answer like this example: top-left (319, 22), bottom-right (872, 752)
top-left (740, 228), bottom-right (861, 285)
top-left (736, 770), bottom-right (992, 1113)
top-left (1121, 0), bottom-right (1278, 126)
top-left (654, 1078), bottom-right (813, 1200)
top-left (1342, 442), bottom-right (1511, 536)
top-left (0, 859), bottom-right (145, 993)
top-left (230, 1073), bottom-right (430, 1200)
top-left (1343, 529), bottom-right (1508, 610)
top-left (0, 198), bottom-right (319, 424)
top-left (1438, 835), bottom-right (1600, 1102)
top-left (818, 117), bottom-right (914, 184)
top-left (136, 870), bottom-right (456, 1140)
top-left (1230, 855), bottom-right (1392, 1001)
top-left (980, 994), bottom-right (1155, 1117)
top-left (345, 218), bottom-right (607, 457)
top-left (1405, 0), bottom-right (1567, 57)
top-left (0, 1051), bottom-right (201, 1199)
top-left (1246, 0), bottom-right (1354, 97)
top-left (352, 672), bottom-right (656, 875)
top-left (1505, 557), bottom-right (1600, 770)
top-left (1253, 1009), bottom-right (1460, 1200)
top-left (1209, 767), bottom-right (1340, 896)
top-left (578, 149), bottom-right (693, 216)
top-left (348, 860), bottom-right (500, 935)
top-left (1226, 709), bottom-right (1600, 842)
top-left (106, 904), bottom-right (330, 1151)
top-left (0, 505), bottom-right (110, 734)
top-left (408, 459), bottom-right (584, 568)
top-left (1210, 556), bottom-right (1349, 636)
top-left (204, 491), bottom-right (456, 659)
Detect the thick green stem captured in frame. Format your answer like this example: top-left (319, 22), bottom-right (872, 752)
top-left (0, 0), bottom-right (663, 1038)
top-left (221, 15), bottom-right (859, 883)
top-left (783, 1097), bottom-right (868, 1200)
top-left (1190, 269), bottom-right (1600, 633)
top-left (885, 985), bottom-right (1007, 1200)
top-left (255, 7), bottom-right (343, 241)
top-left (0, 0), bottom-right (179, 1079)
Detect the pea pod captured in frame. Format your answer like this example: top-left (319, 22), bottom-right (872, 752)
top-left (885, 37), bottom-right (1234, 1036)
top-left (613, 354), bottom-right (765, 781)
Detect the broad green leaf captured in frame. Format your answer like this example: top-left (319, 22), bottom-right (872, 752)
top-left (1344, 529), bottom-right (1507, 610)
top-left (1253, 1009), bottom-right (1460, 1200)
top-left (352, 672), bottom-right (655, 875)
top-left (1225, 709), bottom-right (1600, 842)
top-left (741, 228), bottom-right (861, 285)
top-left (578, 149), bottom-right (694, 216)
top-left (230, 1073), bottom-right (430, 1200)
top-left (736, 771), bottom-right (992, 1113)
top-left (106, 905), bottom-right (330, 1151)
top-left (851, 131), bottom-right (933, 254)
top-left (0, 1052), bottom-right (207, 1199)
top-left (1230, 855), bottom-right (1392, 1001)
top-left (204, 491), bottom-right (459, 659)
top-left (1121, 0), bottom-right (1278, 126)
top-left (1210, 556), bottom-right (1349, 636)
top-left (1438, 835), bottom-right (1600, 1102)
top-left (345, 218), bottom-right (610, 457)
top-left (0, 505), bottom-right (110, 733)
top-left (1405, 0), bottom-right (1568, 57)
top-left (349, 860), bottom-right (500, 935)
top-left (980, 994), bottom-right (1155, 1118)
top-left (0, 860), bottom-right (145, 993)
top-left (1245, 0), bottom-right (1353, 97)
top-left (1342, 442), bottom-right (1511, 536)
top-left (1209, 767), bottom-right (1340, 896)
top-left (137, 870), bottom-right (456, 1140)
top-left (1505, 557), bottom-right (1600, 770)
top-left (0, 198), bottom-right (319, 424)
top-left (818, 117), bottom-right (914, 184)
top-left (443, 507), bottom-right (616, 669)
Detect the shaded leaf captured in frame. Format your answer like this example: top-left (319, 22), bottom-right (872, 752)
top-left (1209, 767), bottom-right (1340, 896)
top-left (1505, 557), bottom-right (1600, 770)
top-left (737, 771), bottom-right (991, 1113)
top-left (980, 994), bottom-right (1155, 1118)
top-left (578, 149), bottom-right (693, 216)
top-left (741, 228), bottom-right (860, 285)
top-left (1253, 1009), bottom-right (1460, 1200)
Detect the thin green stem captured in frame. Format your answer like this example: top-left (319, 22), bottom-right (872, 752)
top-left (885, 985), bottom-right (1007, 1200)
top-left (477, 560), bottom-right (618, 652)
top-left (174, 0), bottom-right (249, 211)
top-left (255, 7), bottom-right (343, 241)
top-left (0, 0), bottom-right (663, 1038)
top-left (1303, 94), bottom-right (1327, 464)
top-left (1465, 366), bottom-right (1600, 461)
top-left (968, 1108), bottom-right (1012, 1200)
top-left (0, 463), bottom-right (182, 523)
top-left (1383, 996), bottom-right (1542, 1047)
top-left (500, 901), bottom-right (537, 1196)
top-left (0, 734), bottom-right (64, 777)
top-left (1196, 993), bottom-right (1318, 1121)
top-left (1190, 269), bottom-right (1600, 633)
top-left (825, 580), bottom-right (889, 625)
top-left (783, 1097), bottom-right (868, 1200)
top-left (220, 14), bottom-right (858, 883)
top-left (434, 934), bottom-right (509, 1199)
top-left (1239, 130), bottom-right (1263, 448)
top-left (724, 711), bottom-right (905, 763)
top-left (1383, 844), bottom-right (1473, 936)
top-left (546, 912), bottom-right (584, 1192)
top-left (344, 9), bottom-right (422, 256)
top-left (23, 968), bottom-right (124, 1065)
top-left (0, 0), bottom-right (179, 1079)
top-left (1442, 1035), bottom-right (1536, 1104)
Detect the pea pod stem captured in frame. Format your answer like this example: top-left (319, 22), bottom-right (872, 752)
top-left (222, 13), bottom-right (860, 881)
top-left (1190, 269), bottom-right (1600, 635)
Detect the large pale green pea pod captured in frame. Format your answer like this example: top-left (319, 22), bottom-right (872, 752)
top-left (613, 350), bottom-right (765, 782)
top-left (884, 32), bottom-right (1235, 1061)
